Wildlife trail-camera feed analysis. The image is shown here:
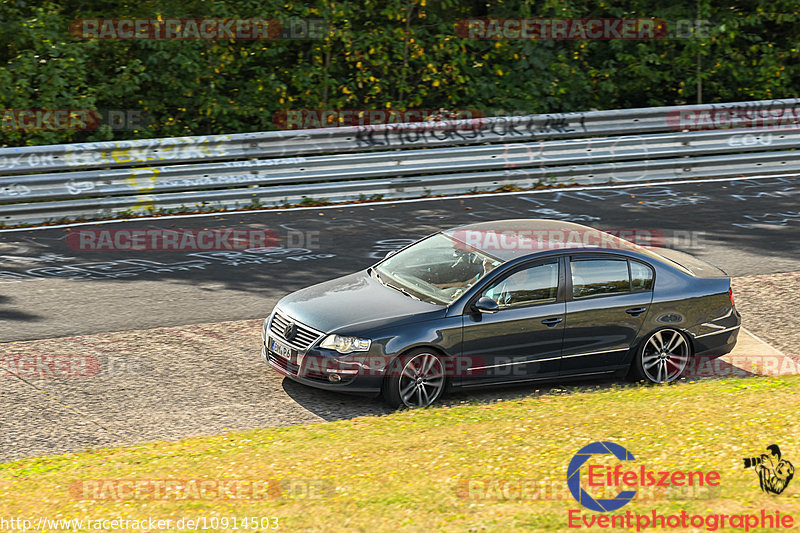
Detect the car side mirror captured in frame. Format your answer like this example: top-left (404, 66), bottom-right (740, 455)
top-left (473, 296), bottom-right (499, 314)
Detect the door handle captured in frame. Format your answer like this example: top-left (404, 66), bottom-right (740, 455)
top-left (626, 307), bottom-right (647, 316)
top-left (541, 317), bottom-right (563, 327)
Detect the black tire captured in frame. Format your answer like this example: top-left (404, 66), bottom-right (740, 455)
top-left (629, 328), bottom-right (692, 384)
top-left (382, 349), bottom-right (447, 409)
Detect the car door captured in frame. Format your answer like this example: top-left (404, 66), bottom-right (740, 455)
top-left (459, 259), bottom-right (566, 386)
top-left (561, 256), bottom-right (654, 375)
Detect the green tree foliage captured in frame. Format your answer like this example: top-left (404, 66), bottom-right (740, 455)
top-left (1, 0), bottom-right (798, 146)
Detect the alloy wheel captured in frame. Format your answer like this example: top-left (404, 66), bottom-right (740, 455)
top-left (640, 329), bottom-right (690, 383)
top-left (397, 353), bottom-right (445, 408)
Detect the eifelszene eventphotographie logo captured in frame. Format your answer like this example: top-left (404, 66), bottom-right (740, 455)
top-left (567, 441), bottom-right (724, 513)
top-left (566, 441), bottom-right (795, 531)
top-left (743, 444), bottom-right (794, 495)
top-left (567, 441), bottom-right (639, 512)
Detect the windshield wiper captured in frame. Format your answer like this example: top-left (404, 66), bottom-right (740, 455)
top-left (386, 282), bottom-right (421, 301)
top-left (371, 267), bottom-right (421, 301)
top-left (369, 267), bottom-right (386, 285)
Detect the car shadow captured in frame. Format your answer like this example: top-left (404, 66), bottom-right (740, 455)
top-left (686, 356), bottom-right (759, 379)
top-left (442, 377), bottom-right (622, 406)
top-left (282, 360), bottom-right (761, 422)
top-left (281, 378), bottom-right (392, 421)
top-left (282, 374), bottom-right (627, 422)
top-left (0, 295), bottom-right (43, 323)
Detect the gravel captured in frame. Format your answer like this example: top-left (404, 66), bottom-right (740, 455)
top-left (2, 270), bottom-right (797, 464)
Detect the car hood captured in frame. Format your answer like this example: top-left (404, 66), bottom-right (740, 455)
top-left (275, 270), bottom-right (445, 334)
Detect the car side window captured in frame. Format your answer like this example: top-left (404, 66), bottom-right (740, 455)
top-left (630, 261), bottom-right (654, 291)
top-left (571, 259), bottom-right (630, 299)
top-left (482, 262), bottom-right (559, 308)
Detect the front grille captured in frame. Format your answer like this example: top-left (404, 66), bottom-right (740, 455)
top-left (266, 351), bottom-right (299, 375)
top-left (269, 310), bottom-right (324, 351)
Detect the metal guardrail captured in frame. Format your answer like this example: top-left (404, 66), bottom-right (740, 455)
top-left (1, 98), bottom-right (799, 226)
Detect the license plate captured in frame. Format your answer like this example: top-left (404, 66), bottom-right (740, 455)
top-left (270, 337), bottom-right (295, 360)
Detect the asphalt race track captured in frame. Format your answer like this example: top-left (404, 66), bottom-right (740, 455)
top-left (1, 175), bottom-right (799, 462)
top-left (2, 175), bottom-right (799, 341)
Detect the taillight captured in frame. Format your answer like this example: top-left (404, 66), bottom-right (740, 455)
top-left (729, 286), bottom-right (735, 307)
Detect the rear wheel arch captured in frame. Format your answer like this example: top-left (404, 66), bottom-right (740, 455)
top-left (627, 326), bottom-right (694, 383)
top-left (635, 325), bottom-right (696, 354)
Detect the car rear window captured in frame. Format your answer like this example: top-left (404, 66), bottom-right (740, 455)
top-left (571, 259), bottom-right (630, 299)
top-left (630, 261), bottom-right (654, 291)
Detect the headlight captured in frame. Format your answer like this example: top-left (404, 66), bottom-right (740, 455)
top-left (320, 334), bottom-right (371, 354)
top-left (262, 316), bottom-right (269, 343)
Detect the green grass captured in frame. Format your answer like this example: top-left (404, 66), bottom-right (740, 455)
top-left (2, 376), bottom-right (800, 532)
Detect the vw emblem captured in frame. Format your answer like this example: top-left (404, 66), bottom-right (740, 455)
top-left (283, 322), bottom-right (298, 342)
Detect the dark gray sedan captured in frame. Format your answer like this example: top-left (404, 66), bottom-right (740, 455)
top-left (261, 219), bottom-right (740, 408)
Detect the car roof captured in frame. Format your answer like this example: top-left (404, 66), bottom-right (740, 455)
top-left (442, 218), bottom-right (653, 261)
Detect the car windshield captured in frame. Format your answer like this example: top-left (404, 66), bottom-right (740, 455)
top-left (373, 232), bottom-right (503, 304)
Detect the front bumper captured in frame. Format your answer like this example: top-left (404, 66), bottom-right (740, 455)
top-left (261, 341), bottom-right (384, 393)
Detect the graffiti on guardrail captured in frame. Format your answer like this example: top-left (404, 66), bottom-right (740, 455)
top-left (0, 153), bottom-right (58, 170)
top-left (353, 113), bottom-right (588, 148)
top-left (0, 138), bottom-right (232, 171)
top-left (219, 156), bottom-right (306, 168)
top-left (159, 173), bottom-right (261, 190)
top-left (728, 133), bottom-right (773, 147)
top-left (0, 156), bottom-right (313, 200)
top-left (65, 179), bottom-right (95, 195)
top-left (0, 184), bottom-right (31, 197)
top-left (1, 99), bottom-right (798, 225)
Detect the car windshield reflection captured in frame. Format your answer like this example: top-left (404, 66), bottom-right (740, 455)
top-left (373, 233), bottom-right (503, 304)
